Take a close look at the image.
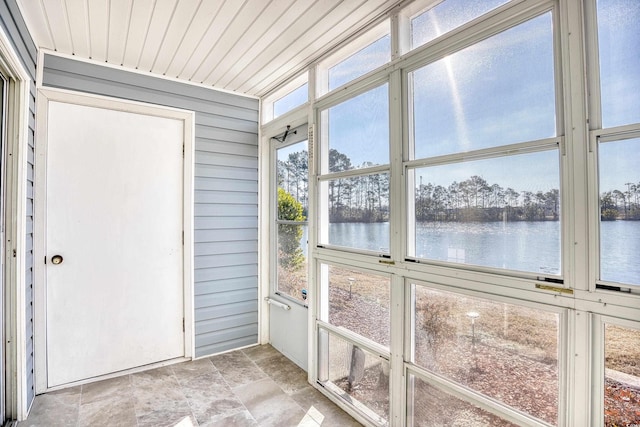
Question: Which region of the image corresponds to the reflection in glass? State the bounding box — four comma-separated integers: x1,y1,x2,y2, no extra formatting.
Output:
411,0,508,49
329,35,390,91
320,264,390,347
604,323,640,427
597,0,640,128
325,84,389,171
413,285,559,425
407,374,518,427
410,151,560,275
320,174,390,253
410,13,555,159
598,138,640,285
274,83,308,118
318,329,389,425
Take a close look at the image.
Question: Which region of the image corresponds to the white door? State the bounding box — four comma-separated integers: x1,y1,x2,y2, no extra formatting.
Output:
45,100,185,387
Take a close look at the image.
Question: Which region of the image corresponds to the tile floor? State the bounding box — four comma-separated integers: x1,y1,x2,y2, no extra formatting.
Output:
19,345,362,427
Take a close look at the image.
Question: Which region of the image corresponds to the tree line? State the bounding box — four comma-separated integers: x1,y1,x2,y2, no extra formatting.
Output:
278,148,638,222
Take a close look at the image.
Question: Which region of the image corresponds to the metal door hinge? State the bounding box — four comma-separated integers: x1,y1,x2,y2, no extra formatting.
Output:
182,318,185,332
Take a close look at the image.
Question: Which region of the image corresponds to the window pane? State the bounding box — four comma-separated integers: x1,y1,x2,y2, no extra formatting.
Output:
320,174,390,253
329,35,390,91
597,0,640,128
410,150,560,275
277,224,307,302
411,0,509,49
318,329,389,425
413,285,559,424
598,138,640,285
407,374,518,427
277,141,308,220
324,84,388,172
276,140,308,302
274,83,308,118
604,323,640,427
410,13,555,159
320,264,390,347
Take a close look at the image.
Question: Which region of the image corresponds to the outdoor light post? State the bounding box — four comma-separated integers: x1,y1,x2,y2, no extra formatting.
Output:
467,311,480,372
348,277,355,299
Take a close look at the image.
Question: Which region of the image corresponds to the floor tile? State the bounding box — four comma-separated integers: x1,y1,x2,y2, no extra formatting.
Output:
253,353,309,394
181,370,246,425
211,351,267,389
172,358,217,383
19,386,81,427
199,408,259,427
234,378,307,427
242,344,282,362
81,375,132,405
78,393,137,427
290,386,362,427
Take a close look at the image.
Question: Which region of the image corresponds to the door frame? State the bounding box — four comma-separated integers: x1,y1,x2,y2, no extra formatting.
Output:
34,88,195,393
0,24,32,421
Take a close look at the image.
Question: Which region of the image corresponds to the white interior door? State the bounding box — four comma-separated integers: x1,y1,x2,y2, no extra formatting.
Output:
45,100,185,387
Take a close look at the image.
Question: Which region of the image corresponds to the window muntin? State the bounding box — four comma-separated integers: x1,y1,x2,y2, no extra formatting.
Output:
317,328,389,425
410,0,510,50
604,323,640,427
329,35,390,92
319,264,390,348
274,83,308,119
412,284,560,425
408,150,561,275
410,13,556,159
319,174,390,253
407,373,518,426
598,136,640,285
596,0,640,128
276,140,308,303
324,84,389,172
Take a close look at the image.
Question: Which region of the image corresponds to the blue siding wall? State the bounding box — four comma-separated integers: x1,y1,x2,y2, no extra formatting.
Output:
42,54,259,357
0,0,37,408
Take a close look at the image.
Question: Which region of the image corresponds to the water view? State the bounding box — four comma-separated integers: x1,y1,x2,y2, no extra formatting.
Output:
305,221,639,283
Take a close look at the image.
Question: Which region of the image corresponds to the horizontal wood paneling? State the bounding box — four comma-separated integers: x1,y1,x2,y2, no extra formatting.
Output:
41,54,259,360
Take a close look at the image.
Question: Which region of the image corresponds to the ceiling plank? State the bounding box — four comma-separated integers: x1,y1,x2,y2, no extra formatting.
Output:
202,0,298,86
214,0,328,89
41,0,73,53
121,0,156,69
162,1,225,79
86,0,109,61
136,0,179,71
64,0,90,58
178,0,249,82
149,0,201,74
107,0,132,65
195,0,275,85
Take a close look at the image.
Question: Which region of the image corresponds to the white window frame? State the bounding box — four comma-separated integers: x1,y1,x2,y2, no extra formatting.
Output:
261,71,309,124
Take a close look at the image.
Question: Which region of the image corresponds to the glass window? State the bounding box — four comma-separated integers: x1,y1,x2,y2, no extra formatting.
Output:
604,323,640,427
598,137,640,285
276,140,308,302
329,35,390,91
319,174,390,253
317,329,389,425
412,285,560,425
596,0,640,128
325,84,389,172
411,0,509,49
410,13,555,159
274,83,308,119
319,264,390,347
407,373,518,426
409,150,561,275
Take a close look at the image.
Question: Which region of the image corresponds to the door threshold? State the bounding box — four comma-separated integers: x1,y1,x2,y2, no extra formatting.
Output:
41,356,191,393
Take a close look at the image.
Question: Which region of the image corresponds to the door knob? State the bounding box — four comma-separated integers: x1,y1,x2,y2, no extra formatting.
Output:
51,255,64,265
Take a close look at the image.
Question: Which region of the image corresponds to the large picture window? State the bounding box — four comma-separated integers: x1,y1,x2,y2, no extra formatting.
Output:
318,84,390,254
407,12,560,276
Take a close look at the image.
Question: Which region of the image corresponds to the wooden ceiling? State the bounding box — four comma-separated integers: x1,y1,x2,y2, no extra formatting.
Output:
18,0,404,97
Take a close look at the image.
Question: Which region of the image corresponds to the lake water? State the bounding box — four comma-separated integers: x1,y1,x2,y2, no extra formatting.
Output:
301,221,639,284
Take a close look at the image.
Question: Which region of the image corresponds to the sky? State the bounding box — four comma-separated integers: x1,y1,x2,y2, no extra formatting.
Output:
275,0,639,196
